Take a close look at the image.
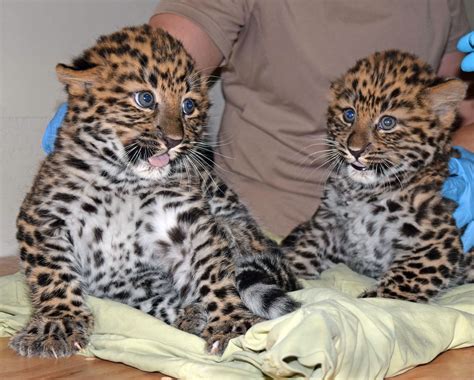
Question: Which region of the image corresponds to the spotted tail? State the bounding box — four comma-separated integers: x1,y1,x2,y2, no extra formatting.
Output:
235,249,301,320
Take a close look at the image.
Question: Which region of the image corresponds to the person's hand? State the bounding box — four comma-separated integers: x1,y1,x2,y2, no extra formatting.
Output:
42,103,67,154
457,31,474,72
442,147,474,252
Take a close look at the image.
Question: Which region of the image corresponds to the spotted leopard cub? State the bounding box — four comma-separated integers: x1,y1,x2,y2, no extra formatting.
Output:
11,25,299,358
282,50,473,302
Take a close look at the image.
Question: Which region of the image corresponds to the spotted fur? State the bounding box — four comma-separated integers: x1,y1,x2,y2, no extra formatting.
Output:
282,50,473,302
11,25,299,358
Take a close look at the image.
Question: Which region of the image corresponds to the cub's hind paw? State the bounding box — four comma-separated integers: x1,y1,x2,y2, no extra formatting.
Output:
9,315,91,358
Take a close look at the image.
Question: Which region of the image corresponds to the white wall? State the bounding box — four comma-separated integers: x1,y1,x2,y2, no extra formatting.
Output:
0,0,224,257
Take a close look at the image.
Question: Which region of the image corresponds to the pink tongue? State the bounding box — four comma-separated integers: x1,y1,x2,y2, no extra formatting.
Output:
352,161,366,168
148,153,170,168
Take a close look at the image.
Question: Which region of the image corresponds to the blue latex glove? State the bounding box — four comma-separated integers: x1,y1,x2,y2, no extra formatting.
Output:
442,147,474,252
42,102,67,154
457,31,474,72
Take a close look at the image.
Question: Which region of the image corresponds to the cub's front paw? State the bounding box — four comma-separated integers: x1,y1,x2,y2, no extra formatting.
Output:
359,286,427,302
201,314,264,355
9,315,92,358
174,303,208,336
358,288,378,298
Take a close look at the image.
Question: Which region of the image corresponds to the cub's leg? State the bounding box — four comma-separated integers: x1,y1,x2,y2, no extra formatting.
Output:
360,230,465,302
174,288,262,355
461,251,474,284
281,203,341,278
11,212,92,358
173,284,264,354
189,229,264,354
203,175,300,319
106,268,182,324
198,280,264,355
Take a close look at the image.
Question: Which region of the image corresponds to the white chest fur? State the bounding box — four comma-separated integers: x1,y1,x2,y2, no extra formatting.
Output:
328,190,408,277
66,186,195,294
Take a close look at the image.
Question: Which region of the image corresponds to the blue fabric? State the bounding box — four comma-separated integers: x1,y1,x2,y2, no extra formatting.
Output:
442,147,474,252
457,31,474,72
42,102,67,154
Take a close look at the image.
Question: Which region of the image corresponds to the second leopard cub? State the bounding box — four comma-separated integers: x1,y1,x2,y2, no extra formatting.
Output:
283,50,472,302
10,25,299,358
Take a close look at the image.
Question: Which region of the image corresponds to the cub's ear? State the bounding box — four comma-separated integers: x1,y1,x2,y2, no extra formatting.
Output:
426,78,467,119
56,64,102,95
327,78,345,102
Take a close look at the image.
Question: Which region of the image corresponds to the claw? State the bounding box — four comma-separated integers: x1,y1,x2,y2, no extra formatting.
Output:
51,347,58,359
210,341,220,355
74,342,83,351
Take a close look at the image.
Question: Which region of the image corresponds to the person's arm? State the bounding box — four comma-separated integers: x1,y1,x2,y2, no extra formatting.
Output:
149,13,223,76
438,51,474,151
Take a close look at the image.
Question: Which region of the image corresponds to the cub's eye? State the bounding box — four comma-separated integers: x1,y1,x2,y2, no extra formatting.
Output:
182,98,196,115
134,91,155,109
342,108,356,123
378,116,397,131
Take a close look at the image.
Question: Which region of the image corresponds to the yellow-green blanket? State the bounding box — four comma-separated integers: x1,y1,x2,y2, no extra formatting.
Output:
1,265,473,379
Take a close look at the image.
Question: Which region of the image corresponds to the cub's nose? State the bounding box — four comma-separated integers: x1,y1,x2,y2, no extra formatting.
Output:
348,146,365,160
165,136,182,149
348,143,372,160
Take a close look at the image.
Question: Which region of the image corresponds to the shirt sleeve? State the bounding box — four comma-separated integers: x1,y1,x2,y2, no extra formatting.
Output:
445,0,470,53
152,0,251,64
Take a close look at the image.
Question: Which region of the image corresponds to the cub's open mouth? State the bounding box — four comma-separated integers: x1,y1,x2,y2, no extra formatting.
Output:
351,161,368,171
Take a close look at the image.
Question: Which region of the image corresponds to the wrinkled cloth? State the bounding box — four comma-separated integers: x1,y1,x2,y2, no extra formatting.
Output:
442,146,474,252
1,265,473,379
458,31,474,72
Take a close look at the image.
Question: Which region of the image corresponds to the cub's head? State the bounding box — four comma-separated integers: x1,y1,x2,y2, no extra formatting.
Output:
327,50,466,186
56,24,209,180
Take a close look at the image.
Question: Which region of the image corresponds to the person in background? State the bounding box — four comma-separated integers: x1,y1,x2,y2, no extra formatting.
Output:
148,1,472,238
44,1,473,248
443,30,474,252
458,30,474,71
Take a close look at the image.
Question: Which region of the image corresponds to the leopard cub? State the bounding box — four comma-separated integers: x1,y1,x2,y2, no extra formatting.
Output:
283,50,473,302
11,25,299,358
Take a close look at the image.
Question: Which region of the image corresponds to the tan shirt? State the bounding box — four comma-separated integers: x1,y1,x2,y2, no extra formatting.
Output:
154,0,469,237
